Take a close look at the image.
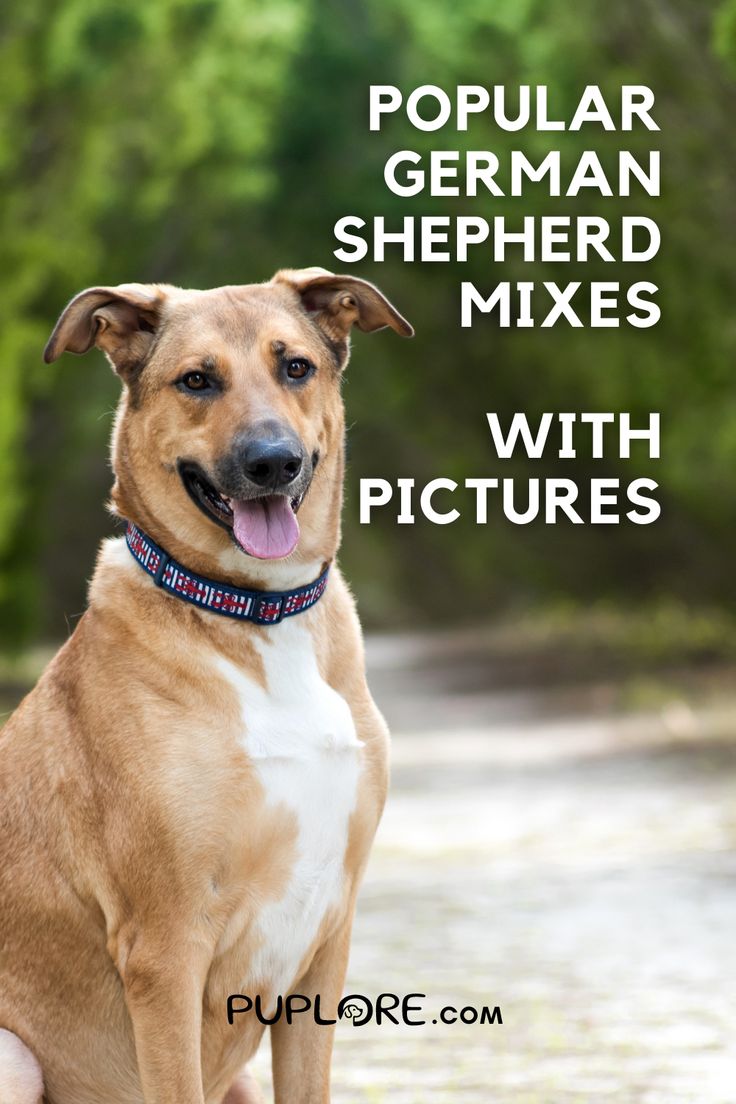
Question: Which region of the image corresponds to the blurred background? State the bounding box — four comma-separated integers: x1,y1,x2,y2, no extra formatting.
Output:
2,0,736,1100
1,0,736,644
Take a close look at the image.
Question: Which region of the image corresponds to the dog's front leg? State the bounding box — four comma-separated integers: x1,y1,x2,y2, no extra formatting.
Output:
270,918,353,1104
116,926,210,1104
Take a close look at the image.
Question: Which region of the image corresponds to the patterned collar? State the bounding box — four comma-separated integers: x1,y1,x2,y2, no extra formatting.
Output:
125,522,329,625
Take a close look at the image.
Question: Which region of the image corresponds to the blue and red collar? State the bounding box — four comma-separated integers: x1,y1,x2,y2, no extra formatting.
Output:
125,522,329,625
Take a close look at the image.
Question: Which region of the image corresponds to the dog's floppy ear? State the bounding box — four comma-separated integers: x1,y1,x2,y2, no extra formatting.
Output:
273,267,413,360
44,283,167,378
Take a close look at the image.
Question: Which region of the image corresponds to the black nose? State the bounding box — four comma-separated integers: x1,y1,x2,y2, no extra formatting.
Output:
243,439,303,488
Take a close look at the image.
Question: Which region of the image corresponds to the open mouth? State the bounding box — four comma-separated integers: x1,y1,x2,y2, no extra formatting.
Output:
178,462,305,560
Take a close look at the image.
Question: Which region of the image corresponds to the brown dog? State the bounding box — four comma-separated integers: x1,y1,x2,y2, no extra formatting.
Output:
0,268,412,1104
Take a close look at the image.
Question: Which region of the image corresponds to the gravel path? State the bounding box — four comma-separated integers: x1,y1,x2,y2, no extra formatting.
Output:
253,635,736,1103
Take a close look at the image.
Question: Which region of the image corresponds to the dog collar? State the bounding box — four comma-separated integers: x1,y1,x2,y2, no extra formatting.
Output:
125,522,329,625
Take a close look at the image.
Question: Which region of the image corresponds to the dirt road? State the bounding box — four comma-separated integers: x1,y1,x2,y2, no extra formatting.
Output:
253,632,736,1103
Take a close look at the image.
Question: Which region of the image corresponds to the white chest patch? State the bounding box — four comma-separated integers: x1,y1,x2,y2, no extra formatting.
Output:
214,619,362,1000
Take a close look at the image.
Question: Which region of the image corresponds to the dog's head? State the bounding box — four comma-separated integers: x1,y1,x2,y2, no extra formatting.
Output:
45,268,412,577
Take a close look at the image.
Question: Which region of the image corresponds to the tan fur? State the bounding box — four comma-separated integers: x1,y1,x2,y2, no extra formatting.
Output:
0,271,410,1104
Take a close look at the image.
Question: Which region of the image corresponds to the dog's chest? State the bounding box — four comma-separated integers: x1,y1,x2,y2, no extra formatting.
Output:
215,619,362,998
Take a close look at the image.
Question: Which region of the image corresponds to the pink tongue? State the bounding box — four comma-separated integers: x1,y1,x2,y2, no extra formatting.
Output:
232,496,300,559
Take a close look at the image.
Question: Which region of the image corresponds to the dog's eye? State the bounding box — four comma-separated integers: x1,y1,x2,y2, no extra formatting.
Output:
286,358,313,381
181,371,210,391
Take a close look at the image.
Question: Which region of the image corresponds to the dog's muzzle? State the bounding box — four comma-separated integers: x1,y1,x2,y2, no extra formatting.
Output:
178,422,315,561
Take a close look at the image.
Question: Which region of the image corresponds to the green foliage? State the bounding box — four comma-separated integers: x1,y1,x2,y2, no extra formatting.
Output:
0,0,306,641
1,0,735,643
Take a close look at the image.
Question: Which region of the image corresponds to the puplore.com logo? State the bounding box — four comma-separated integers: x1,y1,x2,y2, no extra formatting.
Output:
227,992,502,1028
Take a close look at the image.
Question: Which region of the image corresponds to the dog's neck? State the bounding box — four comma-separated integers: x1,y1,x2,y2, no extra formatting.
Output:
109,484,338,597
114,510,332,595
123,522,330,625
